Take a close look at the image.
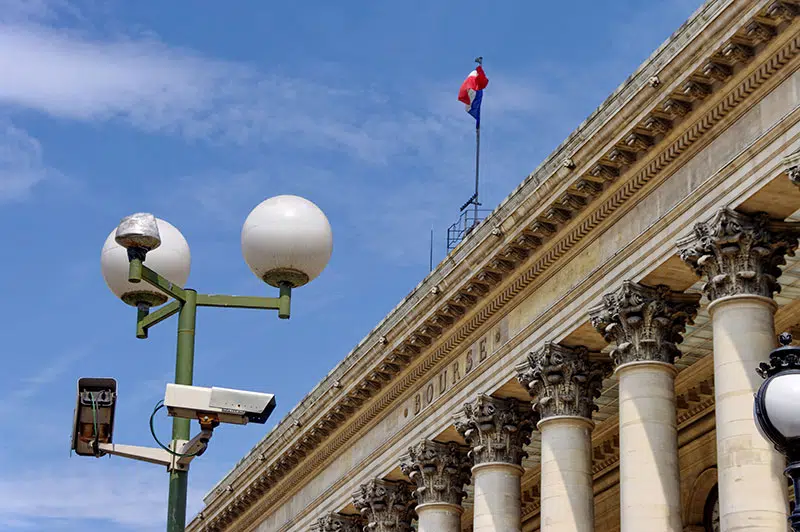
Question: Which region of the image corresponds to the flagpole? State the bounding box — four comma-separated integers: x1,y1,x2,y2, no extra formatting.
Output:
429,228,434,272
474,123,480,227
473,56,483,229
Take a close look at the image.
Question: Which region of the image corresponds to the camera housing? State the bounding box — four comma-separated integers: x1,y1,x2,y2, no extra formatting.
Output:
71,378,118,456
164,384,276,425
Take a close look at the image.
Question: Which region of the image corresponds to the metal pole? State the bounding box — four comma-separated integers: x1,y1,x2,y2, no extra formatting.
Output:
473,125,480,227
167,289,197,532
786,458,800,532
429,228,434,272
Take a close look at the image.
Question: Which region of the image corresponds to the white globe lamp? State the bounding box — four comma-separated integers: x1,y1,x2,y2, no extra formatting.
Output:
754,333,800,531
101,217,191,307
241,195,332,287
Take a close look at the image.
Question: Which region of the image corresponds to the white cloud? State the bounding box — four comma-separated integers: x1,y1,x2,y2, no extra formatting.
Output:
0,461,209,530
3,344,91,405
0,122,51,202
0,21,455,164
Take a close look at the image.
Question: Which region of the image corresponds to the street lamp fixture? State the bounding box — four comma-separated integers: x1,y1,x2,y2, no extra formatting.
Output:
73,195,332,532
754,332,800,532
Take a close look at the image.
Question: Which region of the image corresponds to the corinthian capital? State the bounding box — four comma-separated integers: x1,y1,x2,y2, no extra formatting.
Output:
516,343,609,420
589,281,700,367
677,209,800,301
352,479,414,532
311,513,364,532
400,440,471,507
454,394,535,466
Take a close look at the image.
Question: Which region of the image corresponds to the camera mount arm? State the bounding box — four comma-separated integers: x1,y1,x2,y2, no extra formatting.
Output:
94,427,214,472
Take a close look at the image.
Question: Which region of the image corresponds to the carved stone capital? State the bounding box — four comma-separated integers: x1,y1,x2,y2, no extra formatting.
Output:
677,209,800,301
454,394,535,467
352,479,415,532
400,440,471,507
311,513,365,532
589,281,700,367
515,343,610,420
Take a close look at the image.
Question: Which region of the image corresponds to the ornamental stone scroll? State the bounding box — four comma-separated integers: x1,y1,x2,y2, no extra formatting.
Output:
677,208,800,302
310,513,365,532
515,342,610,420
352,478,415,532
785,149,800,187
588,281,701,367
454,394,536,467
399,439,471,507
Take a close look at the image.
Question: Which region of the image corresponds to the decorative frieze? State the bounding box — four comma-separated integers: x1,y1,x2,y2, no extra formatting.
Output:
589,281,700,367
399,440,471,507
702,61,733,82
677,209,800,302
745,21,776,45
662,98,692,118
721,42,753,64
455,394,535,466
352,479,415,532
311,513,364,532
515,343,609,420
766,1,798,23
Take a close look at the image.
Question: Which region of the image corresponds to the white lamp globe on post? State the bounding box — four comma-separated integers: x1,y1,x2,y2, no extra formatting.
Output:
100,217,191,307
241,195,333,288
754,332,800,531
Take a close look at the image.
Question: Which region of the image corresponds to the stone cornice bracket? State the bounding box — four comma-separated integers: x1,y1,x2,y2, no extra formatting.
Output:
784,149,800,187
677,208,800,302
399,439,471,507
352,479,415,532
311,512,365,532
454,394,536,467
588,281,701,367
515,342,610,420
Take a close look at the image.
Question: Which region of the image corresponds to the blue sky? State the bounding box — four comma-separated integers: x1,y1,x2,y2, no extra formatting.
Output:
0,0,703,529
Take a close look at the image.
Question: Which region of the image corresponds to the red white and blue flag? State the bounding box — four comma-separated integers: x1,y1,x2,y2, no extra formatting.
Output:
458,65,489,128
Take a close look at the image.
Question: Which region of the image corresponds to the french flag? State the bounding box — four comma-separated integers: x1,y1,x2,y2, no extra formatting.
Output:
458,65,489,128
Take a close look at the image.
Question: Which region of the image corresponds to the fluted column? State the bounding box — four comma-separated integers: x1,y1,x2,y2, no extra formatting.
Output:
311,513,364,532
400,440,471,532
590,281,700,532
516,343,609,532
352,479,415,532
679,208,800,531
456,394,535,532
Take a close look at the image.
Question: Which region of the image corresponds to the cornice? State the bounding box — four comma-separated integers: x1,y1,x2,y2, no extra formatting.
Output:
192,3,800,530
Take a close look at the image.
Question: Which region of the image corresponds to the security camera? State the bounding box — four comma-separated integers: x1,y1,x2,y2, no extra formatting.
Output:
164,384,276,425
71,378,118,457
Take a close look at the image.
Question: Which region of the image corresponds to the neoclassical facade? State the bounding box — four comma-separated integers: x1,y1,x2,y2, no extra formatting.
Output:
188,1,800,531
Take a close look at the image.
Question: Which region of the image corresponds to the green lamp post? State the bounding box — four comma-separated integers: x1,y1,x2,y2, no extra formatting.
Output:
98,195,333,532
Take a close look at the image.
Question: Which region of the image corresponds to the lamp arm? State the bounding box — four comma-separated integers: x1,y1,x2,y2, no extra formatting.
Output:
137,300,181,339
129,260,294,339
128,259,187,301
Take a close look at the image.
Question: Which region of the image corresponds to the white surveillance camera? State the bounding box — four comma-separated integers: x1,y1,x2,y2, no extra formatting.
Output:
164,384,276,425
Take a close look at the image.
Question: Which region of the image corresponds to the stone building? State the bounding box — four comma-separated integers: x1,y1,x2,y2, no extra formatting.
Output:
187,1,800,530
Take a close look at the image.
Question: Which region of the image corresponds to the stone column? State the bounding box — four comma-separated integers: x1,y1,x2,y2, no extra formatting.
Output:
400,440,471,532
311,513,364,532
352,479,415,532
679,208,800,531
456,394,536,532
516,343,609,532
590,281,700,532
